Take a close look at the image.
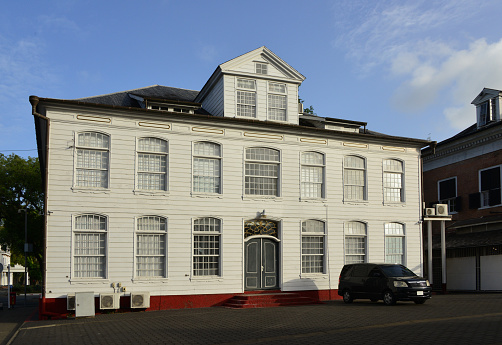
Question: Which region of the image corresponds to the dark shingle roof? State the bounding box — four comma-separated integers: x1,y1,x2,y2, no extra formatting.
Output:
74,85,200,108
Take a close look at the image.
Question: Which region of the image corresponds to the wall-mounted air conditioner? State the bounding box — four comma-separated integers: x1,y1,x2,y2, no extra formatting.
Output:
100,293,120,310
425,208,435,216
130,292,150,309
435,204,448,216
67,294,75,310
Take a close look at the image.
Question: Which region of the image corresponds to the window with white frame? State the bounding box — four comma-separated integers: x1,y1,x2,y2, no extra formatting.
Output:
193,217,221,276
136,216,167,278
193,142,221,193
137,137,168,190
256,62,268,75
344,156,366,201
76,132,109,188
480,166,501,207
268,82,287,121
383,159,404,202
74,214,107,278
479,99,497,126
301,220,325,274
301,152,324,198
245,147,280,196
344,221,366,264
438,177,457,213
237,78,256,118
385,223,405,264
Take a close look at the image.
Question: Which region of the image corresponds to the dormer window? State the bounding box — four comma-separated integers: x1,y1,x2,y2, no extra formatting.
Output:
479,99,497,126
256,63,268,75
148,103,195,114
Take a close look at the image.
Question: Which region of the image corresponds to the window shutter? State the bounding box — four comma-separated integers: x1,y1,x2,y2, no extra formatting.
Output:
454,196,462,212
469,192,481,209
489,188,501,206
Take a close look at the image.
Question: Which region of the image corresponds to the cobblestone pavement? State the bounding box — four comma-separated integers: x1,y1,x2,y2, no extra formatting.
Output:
8,294,502,345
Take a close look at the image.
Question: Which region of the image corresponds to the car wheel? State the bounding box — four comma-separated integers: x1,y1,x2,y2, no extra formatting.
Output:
343,290,353,304
413,298,427,304
383,291,396,306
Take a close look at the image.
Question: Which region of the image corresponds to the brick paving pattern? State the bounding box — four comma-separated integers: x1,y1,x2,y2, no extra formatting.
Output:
6,294,502,345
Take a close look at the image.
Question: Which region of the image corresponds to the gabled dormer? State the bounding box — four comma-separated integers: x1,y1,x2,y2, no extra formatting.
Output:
471,88,502,128
195,46,306,125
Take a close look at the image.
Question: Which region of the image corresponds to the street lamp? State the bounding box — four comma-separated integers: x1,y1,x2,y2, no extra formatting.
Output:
18,208,27,306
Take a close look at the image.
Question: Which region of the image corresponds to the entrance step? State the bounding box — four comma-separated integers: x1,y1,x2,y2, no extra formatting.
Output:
222,292,321,309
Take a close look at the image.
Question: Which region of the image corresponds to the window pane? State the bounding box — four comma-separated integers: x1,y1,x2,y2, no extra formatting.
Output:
138,138,168,153
302,235,324,273
194,142,221,157
345,222,366,235
269,83,286,93
246,148,279,162
75,215,107,230
385,237,403,264
194,217,221,232
302,220,325,233
301,152,324,165
193,219,220,276
237,79,255,89
78,132,109,149
137,216,167,231
385,223,404,235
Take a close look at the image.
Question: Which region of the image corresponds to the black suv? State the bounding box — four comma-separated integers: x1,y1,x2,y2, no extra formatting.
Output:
338,263,432,305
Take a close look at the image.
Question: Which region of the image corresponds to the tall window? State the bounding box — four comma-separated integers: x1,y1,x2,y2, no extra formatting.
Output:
344,156,366,201
383,159,404,202
193,142,221,193
268,82,287,121
301,220,325,274
385,223,405,264
344,221,366,264
74,214,107,278
438,177,457,213
237,78,256,118
245,148,280,196
479,99,497,126
301,152,324,198
137,137,168,190
480,166,501,207
193,217,221,276
76,132,109,188
136,216,167,278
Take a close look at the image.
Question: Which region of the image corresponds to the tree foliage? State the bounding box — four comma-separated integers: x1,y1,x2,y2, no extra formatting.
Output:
0,153,44,284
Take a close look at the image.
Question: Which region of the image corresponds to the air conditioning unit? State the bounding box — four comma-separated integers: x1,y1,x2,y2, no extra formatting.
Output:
425,208,435,216
435,204,449,216
67,294,75,310
100,293,120,310
130,292,150,309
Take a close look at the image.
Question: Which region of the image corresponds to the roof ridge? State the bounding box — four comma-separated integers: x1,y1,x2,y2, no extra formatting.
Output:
74,85,199,100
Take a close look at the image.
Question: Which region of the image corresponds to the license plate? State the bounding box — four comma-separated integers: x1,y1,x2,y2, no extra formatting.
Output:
416,291,424,296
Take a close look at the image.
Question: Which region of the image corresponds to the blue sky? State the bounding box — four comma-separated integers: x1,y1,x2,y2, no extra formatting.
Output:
1,0,502,158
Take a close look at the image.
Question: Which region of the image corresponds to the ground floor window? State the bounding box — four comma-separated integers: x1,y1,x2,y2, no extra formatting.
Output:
193,217,221,276
301,220,325,273
74,214,107,278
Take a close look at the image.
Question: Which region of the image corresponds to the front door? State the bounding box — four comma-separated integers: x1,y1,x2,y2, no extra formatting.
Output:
245,238,279,290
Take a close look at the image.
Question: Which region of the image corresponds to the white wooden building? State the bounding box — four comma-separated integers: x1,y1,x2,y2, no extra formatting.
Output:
32,47,431,316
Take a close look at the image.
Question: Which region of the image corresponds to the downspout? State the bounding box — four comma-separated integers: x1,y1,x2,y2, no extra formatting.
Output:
29,96,50,318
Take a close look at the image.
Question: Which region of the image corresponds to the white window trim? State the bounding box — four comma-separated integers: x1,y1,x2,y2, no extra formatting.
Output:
133,216,168,281
479,164,502,208
243,147,281,198
343,155,367,203
192,141,222,195
255,62,268,75
72,131,111,191
384,222,406,266
134,137,169,195
267,82,287,122
70,213,108,281
383,158,406,204
191,217,223,280
437,176,457,214
300,219,327,276
344,221,367,265
300,151,325,200
236,78,257,118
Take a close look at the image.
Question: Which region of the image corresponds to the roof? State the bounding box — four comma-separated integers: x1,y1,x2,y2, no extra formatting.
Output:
431,230,502,250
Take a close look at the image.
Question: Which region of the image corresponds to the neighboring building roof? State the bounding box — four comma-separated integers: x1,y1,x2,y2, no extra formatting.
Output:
431,229,502,250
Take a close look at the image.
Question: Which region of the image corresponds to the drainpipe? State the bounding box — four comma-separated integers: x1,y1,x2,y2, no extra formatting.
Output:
29,96,50,318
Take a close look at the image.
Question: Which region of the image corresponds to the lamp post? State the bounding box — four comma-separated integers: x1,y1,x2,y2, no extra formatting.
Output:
18,209,27,306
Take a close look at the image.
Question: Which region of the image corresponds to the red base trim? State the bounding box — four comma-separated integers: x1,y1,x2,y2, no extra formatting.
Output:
39,289,341,320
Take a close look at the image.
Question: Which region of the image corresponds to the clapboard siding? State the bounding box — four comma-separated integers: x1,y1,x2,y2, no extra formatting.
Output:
201,77,224,116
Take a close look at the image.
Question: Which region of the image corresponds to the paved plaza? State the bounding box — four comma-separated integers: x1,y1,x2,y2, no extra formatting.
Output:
3,293,502,344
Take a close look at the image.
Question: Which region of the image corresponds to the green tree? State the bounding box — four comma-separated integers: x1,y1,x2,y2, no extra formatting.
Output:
0,154,44,284
298,98,317,115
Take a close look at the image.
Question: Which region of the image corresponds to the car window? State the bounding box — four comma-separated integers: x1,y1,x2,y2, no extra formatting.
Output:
352,264,372,277
340,265,353,278
369,268,382,278
380,265,417,277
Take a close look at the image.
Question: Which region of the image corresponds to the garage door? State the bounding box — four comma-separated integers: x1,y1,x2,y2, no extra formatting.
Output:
480,255,502,290
447,257,476,290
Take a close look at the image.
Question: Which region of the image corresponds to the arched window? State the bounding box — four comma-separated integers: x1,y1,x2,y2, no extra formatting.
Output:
245,148,280,196
193,217,221,276
344,155,366,201
383,159,404,202
74,214,107,278
301,220,325,273
75,132,109,188
344,221,367,264
193,142,221,193
301,152,325,198
136,216,167,277
385,223,405,264
137,137,168,190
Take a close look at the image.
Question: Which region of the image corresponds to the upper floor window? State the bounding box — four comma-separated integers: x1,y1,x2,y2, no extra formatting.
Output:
76,132,109,188
301,220,325,274
245,148,280,196
383,159,404,202
480,166,501,207
438,177,457,213
136,216,167,278
479,99,497,126
256,63,268,75
237,78,256,118
344,156,366,201
385,223,405,265
74,214,107,278
193,217,221,277
193,142,221,193
268,82,287,121
344,221,367,264
137,137,168,191
301,152,324,198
